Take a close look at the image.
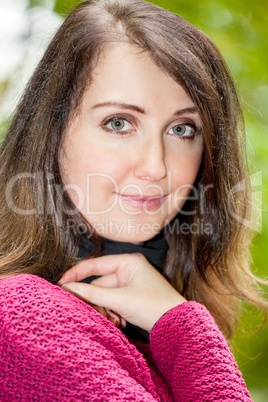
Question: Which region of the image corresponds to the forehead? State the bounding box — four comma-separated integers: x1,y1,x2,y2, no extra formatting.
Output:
83,44,195,114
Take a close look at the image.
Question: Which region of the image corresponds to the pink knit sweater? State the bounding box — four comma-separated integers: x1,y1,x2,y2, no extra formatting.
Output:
0,274,252,401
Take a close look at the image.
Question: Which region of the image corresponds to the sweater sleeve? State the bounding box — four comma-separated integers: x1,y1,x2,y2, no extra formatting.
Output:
150,301,253,401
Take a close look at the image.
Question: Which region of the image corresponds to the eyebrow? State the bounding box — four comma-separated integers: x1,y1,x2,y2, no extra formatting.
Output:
92,101,146,114
91,101,199,117
173,107,199,118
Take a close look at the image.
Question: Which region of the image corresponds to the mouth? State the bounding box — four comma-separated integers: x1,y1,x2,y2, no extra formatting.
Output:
115,193,168,210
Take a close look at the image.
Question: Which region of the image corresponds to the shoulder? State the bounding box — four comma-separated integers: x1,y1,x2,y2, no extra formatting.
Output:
0,273,83,305
0,273,57,294
0,274,58,312
0,274,72,313
0,273,130,364
0,273,117,339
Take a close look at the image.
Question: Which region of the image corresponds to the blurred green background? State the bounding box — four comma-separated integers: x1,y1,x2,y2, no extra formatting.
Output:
0,0,267,400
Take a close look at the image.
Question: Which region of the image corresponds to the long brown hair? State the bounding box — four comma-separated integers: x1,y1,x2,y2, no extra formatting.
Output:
0,0,266,339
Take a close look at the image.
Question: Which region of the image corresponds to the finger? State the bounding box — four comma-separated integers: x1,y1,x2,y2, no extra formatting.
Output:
92,305,108,318
58,254,138,285
61,282,124,312
91,274,118,288
106,310,121,327
120,317,127,329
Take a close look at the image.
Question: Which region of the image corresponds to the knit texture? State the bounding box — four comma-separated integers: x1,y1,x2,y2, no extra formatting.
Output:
0,274,252,401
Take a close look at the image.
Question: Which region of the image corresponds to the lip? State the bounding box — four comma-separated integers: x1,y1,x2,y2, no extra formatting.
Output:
115,193,168,210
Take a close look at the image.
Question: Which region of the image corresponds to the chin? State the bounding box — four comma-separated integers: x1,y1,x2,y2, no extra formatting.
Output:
100,230,162,243
86,215,167,243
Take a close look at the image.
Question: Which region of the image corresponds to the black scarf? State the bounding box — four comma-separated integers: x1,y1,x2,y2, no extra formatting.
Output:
78,230,168,343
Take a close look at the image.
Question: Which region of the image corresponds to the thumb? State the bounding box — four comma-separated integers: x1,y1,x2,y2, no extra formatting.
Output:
61,282,124,313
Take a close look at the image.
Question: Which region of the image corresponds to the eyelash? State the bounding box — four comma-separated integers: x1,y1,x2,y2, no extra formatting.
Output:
101,116,201,141
101,116,134,136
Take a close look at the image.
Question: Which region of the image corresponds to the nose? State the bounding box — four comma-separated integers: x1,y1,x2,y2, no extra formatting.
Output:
134,138,167,182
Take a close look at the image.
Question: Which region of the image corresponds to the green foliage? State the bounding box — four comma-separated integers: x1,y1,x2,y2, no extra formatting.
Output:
54,0,81,16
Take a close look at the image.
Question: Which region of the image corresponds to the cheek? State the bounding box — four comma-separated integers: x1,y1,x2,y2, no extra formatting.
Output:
88,148,131,188
63,140,121,184
170,149,202,190
64,146,133,206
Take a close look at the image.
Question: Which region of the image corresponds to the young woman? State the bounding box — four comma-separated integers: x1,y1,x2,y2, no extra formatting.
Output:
0,0,266,400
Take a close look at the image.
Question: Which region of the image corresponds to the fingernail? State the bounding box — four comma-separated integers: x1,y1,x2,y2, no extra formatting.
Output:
61,284,73,291
120,318,127,329
57,278,66,286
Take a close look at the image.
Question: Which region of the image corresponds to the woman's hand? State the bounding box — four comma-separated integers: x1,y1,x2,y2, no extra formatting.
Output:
58,253,186,332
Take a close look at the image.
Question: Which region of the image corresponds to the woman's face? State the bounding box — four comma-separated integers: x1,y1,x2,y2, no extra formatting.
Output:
60,45,203,242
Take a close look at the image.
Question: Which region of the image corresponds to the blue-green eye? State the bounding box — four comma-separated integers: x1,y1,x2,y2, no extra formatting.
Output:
169,124,195,137
106,118,132,131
